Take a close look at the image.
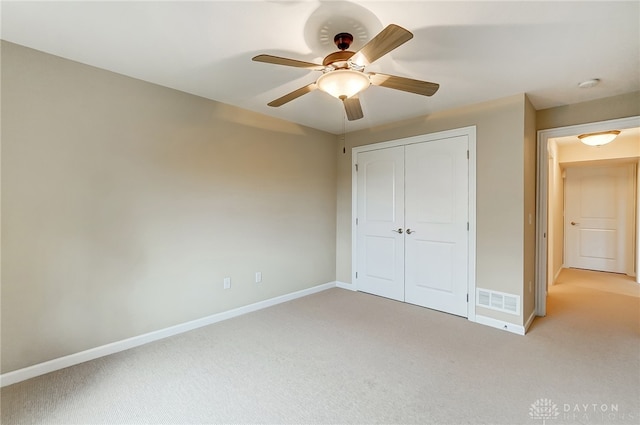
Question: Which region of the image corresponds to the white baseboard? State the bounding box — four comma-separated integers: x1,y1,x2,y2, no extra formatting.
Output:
0,281,337,388
335,281,356,291
474,314,526,335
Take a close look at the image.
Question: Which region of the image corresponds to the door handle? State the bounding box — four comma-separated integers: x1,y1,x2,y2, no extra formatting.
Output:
392,228,403,234
406,229,415,234
571,221,580,226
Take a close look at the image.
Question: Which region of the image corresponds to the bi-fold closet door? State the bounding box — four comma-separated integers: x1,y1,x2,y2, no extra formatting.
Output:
355,136,469,317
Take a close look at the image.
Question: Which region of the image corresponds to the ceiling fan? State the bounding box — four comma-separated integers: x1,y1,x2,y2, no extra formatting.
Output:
252,24,439,121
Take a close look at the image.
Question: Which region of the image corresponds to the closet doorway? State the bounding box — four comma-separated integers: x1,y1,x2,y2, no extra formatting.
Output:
352,127,476,318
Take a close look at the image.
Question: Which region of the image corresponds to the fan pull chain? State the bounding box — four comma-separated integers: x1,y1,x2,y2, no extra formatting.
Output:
342,112,346,154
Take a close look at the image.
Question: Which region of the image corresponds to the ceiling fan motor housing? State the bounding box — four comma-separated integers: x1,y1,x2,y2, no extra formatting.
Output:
322,50,355,67
334,32,354,50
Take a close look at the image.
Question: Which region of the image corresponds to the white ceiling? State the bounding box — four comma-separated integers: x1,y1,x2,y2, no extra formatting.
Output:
2,1,639,134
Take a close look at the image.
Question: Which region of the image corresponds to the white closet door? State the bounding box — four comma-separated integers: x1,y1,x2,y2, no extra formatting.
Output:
404,136,469,317
355,146,405,301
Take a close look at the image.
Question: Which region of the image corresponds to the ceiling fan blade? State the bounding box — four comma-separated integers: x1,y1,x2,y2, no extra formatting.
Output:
343,95,364,121
350,24,413,67
253,54,325,71
369,72,440,96
267,83,317,107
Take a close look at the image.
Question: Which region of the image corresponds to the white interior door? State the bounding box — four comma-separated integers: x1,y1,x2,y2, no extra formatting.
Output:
355,136,470,317
404,137,469,316
565,165,632,273
355,146,405,301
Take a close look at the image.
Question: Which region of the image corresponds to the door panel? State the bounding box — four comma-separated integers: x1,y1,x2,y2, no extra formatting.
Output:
412,240,455,293
364,236,397,281
356,147,405,301
411,152,455,223
404,137,469,316
364,161,397,222
580,229,616,259
565,165,631,273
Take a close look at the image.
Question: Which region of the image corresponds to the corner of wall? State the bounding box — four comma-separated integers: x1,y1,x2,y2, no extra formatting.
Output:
523,94,538,321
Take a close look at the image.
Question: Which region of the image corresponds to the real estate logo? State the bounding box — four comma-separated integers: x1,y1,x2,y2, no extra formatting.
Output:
530,398,560,425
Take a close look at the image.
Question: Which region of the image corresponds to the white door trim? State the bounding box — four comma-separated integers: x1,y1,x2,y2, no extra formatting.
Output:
351,126,477,322
535,116,640,316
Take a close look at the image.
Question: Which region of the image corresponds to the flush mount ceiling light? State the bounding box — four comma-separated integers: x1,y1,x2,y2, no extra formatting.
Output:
577,130,620,146
578,78,600,89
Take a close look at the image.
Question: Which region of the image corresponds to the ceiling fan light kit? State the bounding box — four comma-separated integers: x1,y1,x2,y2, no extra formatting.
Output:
253,24,439,121
316,69,370,100
577,130,620,146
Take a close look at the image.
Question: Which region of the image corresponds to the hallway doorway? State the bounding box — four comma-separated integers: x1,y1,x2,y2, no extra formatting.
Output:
536,116,640,316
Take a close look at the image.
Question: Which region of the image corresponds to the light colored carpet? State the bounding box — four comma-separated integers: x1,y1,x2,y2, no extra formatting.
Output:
554,267,640,298
2,270,639,424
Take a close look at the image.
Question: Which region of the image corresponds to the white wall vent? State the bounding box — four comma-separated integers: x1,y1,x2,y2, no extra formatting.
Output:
476,288,520,316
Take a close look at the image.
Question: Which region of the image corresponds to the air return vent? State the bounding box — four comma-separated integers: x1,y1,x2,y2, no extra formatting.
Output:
476,288,520,315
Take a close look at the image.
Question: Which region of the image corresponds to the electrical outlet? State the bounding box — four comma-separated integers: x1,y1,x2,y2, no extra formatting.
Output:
255,272,262,283
223,277,231,289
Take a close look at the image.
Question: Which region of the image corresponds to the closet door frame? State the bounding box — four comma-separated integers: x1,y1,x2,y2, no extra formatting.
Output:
351,126,477,322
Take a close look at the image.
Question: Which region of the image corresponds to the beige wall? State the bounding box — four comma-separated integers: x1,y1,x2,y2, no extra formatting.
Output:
537,91,640,131
336,94,532,326
1,42,337,373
